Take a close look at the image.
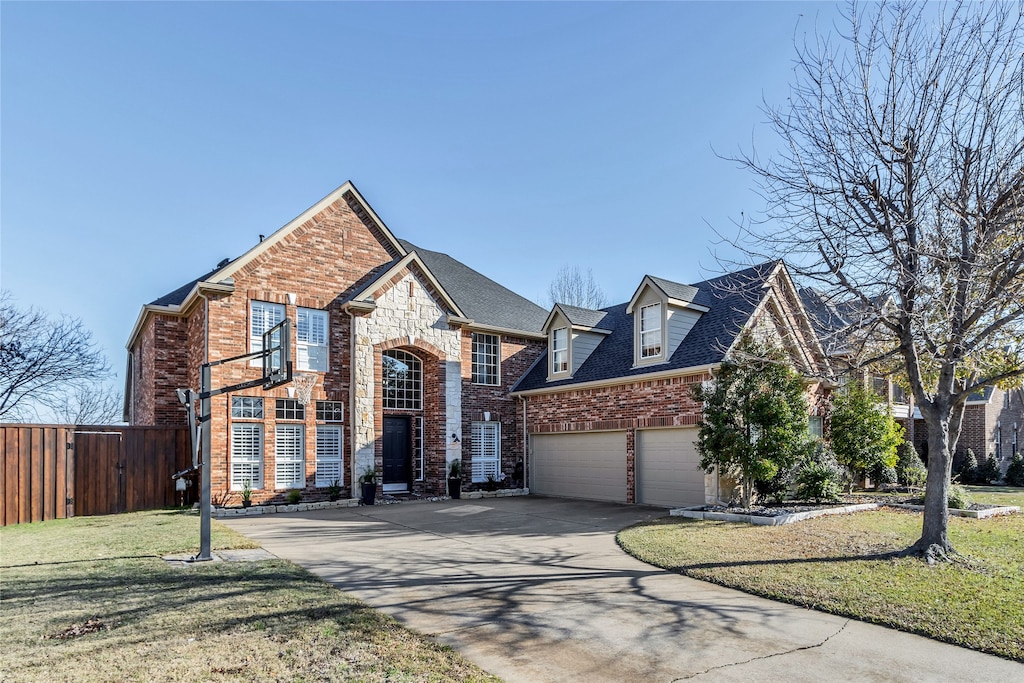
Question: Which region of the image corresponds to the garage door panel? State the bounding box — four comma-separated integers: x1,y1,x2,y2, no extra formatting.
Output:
531,432,627,503
637,428,705,507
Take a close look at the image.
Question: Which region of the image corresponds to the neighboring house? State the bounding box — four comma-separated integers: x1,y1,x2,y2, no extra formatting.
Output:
510,262,831,508
799,288,1024,475
125,182,546,503
799,288,916,440
945,386,1024,475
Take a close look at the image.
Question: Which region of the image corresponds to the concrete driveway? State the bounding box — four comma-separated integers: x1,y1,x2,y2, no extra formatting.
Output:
222,496,1022,682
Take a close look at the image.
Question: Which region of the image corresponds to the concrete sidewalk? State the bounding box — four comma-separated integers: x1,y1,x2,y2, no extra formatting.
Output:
222,496,1023,682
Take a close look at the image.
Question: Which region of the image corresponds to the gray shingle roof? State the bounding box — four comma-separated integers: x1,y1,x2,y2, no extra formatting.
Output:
648,276,699,303
798,288,851,352
555,304,611,330
150,241,547,338
513,262,779,392
149,263,229,306
399,241,547,335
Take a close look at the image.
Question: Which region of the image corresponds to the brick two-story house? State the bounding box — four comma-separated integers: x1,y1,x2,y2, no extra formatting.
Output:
125,182,546,504
127,182,834,507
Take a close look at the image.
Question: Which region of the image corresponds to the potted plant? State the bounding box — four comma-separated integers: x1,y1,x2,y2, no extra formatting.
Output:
241,480,253,508
359,466,378,506
327,479,343,502
447,459,462,499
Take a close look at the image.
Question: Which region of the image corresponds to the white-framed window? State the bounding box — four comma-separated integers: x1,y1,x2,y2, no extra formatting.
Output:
382,350,422,410
231,396,264,419
297,307,328,372
808,416,824,438
551,328,568,374
472,333,500,385
231,423,263,490
276,399,305,420
316,400,345,422
315,426,343,488
414,416,424,481
275,424,305,489
250,301,285,366
640,303,662,358
1013,424,1018,456
471,421,500,482
995,425,1002,460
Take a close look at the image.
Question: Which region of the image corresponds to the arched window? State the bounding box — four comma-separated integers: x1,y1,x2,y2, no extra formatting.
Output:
382,350,422,410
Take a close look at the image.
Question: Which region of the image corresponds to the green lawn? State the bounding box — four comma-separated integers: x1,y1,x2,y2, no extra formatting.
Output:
617,487,1024,662
0,510,498,682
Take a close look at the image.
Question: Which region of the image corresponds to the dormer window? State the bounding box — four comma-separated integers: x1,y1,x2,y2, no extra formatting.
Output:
640,303,662,358
552,327,569,373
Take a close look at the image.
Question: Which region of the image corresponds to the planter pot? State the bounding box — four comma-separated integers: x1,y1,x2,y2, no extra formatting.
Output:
241,500,252,509
448,477,462,499
360,482,376,506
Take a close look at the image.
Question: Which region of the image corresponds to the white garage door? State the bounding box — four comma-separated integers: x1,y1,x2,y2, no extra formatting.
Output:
530,432,627,503
636,428,705,507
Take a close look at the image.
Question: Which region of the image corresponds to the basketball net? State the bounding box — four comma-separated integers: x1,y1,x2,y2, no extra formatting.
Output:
290,373,318,406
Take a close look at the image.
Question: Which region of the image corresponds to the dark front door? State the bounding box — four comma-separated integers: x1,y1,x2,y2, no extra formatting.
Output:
383,416,411,492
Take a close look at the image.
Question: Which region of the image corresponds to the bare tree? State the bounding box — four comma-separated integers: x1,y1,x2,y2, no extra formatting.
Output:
46,382,123,425
548,265,608,309
0,292,111,421
731,1,1024,560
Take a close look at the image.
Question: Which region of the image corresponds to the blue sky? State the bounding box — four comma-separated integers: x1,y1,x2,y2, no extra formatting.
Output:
1,1,840,393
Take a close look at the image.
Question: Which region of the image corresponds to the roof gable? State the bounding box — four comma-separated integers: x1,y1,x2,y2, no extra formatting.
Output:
626,275,708,314
542,304,612,334
340,252,465,318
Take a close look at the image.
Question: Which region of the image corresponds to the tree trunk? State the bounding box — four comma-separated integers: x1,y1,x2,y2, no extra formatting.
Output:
914,409,958,561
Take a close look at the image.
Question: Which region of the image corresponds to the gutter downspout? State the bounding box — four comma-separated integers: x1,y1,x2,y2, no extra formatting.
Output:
521,396,528,492
347,308,358,497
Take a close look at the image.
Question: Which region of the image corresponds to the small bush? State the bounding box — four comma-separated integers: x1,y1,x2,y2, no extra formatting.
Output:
976,454,1001,485
1006,453,1024,487
895,441,927,487
796,462,842,502
286,490,302,504
957,449,979,484
755,463,797,504
872,464,898,489
947,484,971,509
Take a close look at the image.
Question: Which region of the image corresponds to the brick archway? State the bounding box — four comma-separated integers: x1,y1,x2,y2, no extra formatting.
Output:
373,339,448,495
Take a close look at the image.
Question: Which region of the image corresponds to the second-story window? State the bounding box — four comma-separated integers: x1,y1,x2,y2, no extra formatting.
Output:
551,328,568,374
250,301,285,366
640,303,662,358
472,333,500,385
297,307,328,372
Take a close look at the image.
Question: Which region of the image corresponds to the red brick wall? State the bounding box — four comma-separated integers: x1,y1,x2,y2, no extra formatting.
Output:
523,372,710,503
122,194,398,503
460,331,544,487
130,313,189,426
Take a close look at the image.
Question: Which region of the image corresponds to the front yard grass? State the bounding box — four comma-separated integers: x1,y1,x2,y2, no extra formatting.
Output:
0,510,498,682
617,488,1024,662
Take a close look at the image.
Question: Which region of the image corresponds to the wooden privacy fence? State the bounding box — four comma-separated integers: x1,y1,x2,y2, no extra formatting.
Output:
1,424,192,526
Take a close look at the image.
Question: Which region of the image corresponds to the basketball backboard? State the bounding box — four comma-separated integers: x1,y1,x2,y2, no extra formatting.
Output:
262,318,292,389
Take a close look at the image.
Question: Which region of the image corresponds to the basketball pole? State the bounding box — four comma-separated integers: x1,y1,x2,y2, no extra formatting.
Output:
197,362,213,561
174,318,291,563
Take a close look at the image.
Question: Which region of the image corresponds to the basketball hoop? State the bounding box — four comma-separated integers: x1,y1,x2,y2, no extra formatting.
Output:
290,373,318,406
